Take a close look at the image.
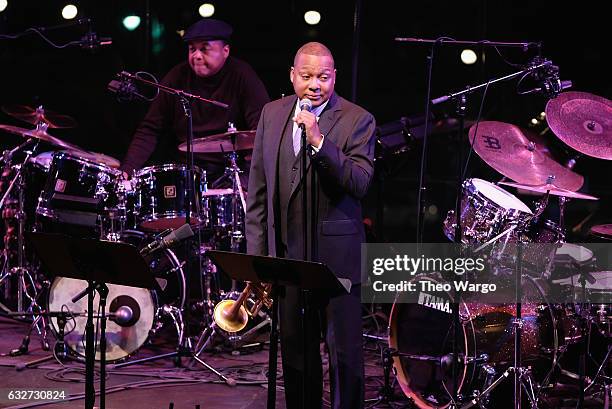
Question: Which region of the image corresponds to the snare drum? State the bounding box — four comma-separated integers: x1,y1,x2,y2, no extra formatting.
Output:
133,164,205,231
36,151,121,226
444,178,533,244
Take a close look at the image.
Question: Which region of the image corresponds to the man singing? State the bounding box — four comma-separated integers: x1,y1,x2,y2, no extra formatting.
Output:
246,42,376,409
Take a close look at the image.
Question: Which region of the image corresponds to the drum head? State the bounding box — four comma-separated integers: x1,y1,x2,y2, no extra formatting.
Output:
471,179,532,214
48,277,154,362
555,243,594,263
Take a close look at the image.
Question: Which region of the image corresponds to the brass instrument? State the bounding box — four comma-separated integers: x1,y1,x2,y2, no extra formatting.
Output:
213,282,273,333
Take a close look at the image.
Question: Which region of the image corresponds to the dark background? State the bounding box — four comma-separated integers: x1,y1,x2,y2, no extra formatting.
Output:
1,0,609,242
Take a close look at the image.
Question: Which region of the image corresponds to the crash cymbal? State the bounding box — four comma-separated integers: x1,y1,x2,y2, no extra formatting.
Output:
2,105,77,129
499,181,598,200
545,91,612,160
469,121,584,191
589,224,612,240
178,130,255,153
0,124,84,151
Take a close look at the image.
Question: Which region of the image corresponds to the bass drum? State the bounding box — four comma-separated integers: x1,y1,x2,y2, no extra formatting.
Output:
389,276,560,409
47,230,185,361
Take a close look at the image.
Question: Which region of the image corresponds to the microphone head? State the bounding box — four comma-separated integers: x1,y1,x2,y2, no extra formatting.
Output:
299,98,312,112
174,223,195,241
162,223,195,247
113,306,133,326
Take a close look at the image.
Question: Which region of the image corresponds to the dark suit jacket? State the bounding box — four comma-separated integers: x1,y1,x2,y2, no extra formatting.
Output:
246,92,376,284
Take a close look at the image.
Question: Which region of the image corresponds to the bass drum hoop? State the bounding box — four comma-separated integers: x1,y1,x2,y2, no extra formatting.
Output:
388,281,471,409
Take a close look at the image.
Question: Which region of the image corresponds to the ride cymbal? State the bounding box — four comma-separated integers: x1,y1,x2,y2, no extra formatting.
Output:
545,91,612,160
469,121,584,191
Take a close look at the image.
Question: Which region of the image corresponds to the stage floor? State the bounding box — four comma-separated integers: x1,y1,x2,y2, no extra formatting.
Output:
0,315,398,409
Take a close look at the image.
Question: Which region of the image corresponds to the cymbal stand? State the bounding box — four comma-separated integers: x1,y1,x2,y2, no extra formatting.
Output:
194,142,248,352
0,142,51,351
227,148,247,254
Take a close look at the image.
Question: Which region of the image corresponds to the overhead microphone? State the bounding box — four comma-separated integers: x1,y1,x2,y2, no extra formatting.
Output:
522,57,571,98
80,30,112,51
107,74,140,102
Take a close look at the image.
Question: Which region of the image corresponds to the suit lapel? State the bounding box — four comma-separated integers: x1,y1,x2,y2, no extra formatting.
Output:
288,93,342,201
266,97,296,198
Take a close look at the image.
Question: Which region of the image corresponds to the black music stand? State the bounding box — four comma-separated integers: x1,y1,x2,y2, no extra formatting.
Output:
205,250,351,409
26,232,156,409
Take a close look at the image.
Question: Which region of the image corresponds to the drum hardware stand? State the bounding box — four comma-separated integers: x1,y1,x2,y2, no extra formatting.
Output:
0,142,51,348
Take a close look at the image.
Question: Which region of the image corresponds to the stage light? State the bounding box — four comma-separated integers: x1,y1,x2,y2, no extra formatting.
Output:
460,49,477,65
199,3,215,18
123,15,141,31
0,0,8,13
61,4,78,20
304,10,321,25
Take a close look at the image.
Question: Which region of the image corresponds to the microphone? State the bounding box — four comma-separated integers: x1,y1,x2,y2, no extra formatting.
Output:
140,224,195,256
80,30,112,51
522,58,571,98
108,77,140,102
298,98,313,131
109,306,135,326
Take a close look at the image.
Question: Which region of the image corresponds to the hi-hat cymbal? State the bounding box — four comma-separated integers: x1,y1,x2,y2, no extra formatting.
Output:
2,105,78,129
0,124,83,151
499,181,598,200
178,130,255,153
545,91,612,160
469,121,584,191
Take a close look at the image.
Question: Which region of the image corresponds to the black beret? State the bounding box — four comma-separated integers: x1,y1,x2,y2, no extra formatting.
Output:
183,19,233,43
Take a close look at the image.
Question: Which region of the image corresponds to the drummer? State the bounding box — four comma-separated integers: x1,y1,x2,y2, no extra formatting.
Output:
119,18,270,183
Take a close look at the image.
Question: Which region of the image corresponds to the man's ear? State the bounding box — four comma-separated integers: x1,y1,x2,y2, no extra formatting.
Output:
289,67,295,84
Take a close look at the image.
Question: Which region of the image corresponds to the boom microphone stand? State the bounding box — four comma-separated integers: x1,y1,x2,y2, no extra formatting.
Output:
109,71,235,384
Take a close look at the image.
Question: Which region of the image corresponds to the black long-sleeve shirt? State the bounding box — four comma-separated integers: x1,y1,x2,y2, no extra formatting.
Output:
121,56,269,174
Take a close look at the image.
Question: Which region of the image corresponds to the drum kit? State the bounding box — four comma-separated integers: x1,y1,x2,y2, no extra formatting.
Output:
390,91,612,408
0,106,267,363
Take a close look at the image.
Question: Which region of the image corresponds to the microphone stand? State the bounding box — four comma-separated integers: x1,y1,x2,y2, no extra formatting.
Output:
395,37,542,51
110,72,235,386
300,122,311,409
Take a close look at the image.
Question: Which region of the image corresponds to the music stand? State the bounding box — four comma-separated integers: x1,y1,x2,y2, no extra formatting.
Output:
205,250,351,409
26,232,156,409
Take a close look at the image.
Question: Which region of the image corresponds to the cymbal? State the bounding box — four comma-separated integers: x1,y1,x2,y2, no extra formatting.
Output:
71,150,121,168
469,121,584,191
178,130,255,153
499,181,598,200
589,223,612,239
2,104,77,129
32,150,120,169
545,91,612,160
0,124,83,151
